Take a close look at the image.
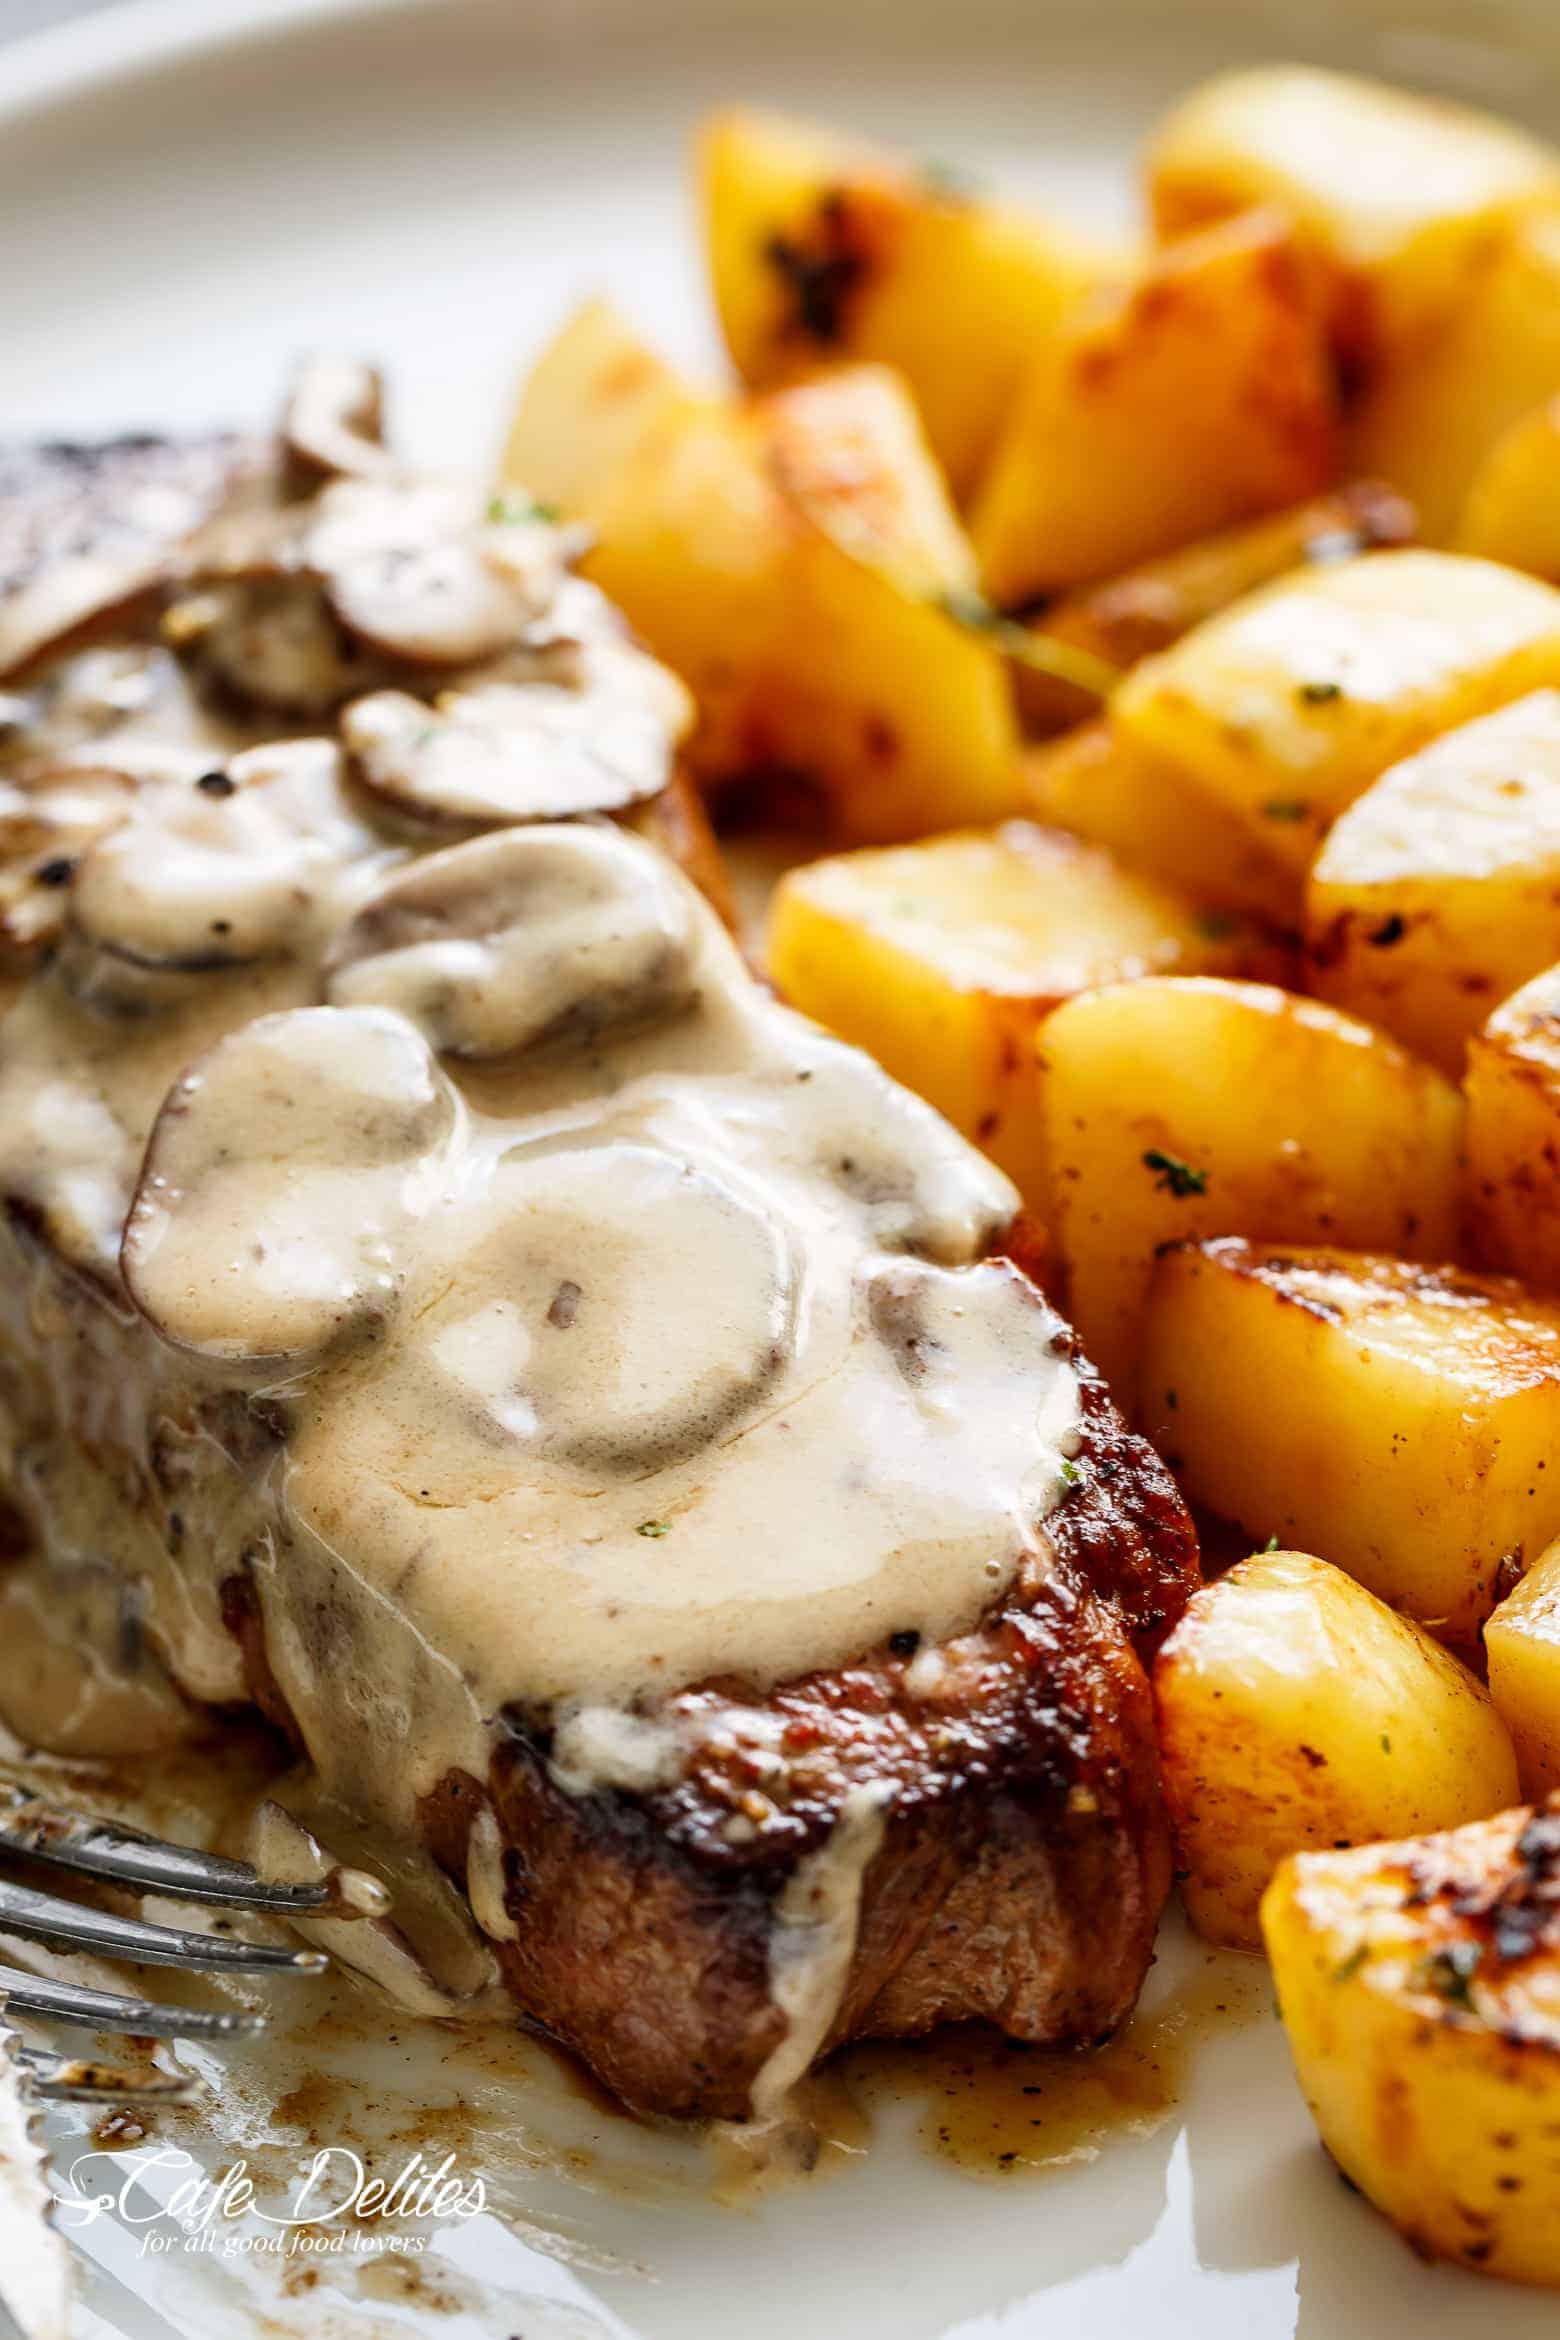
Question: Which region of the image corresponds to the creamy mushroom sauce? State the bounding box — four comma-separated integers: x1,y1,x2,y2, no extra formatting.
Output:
0,400,1083,2078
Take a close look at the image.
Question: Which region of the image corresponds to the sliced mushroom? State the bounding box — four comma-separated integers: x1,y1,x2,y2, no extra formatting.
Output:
325,823,697,1060
123,1004,461,1365
413,1138,798,1474
342,636,687,827
164,576,390,719
282,356,392,487
0,768,136,960
70,739,378,977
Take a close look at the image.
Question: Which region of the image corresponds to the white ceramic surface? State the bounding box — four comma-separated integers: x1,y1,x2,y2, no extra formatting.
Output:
3,3,1560,2335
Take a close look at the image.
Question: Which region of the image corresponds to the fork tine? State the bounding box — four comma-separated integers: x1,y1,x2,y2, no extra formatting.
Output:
0,1880,326,1974
13,2046,196,2106
0,1966,265,2041
0,1792,333,1914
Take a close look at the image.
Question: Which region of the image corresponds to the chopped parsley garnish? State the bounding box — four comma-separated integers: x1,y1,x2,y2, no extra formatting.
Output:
487,491,559,526
934,585,1002,632
1380,1734,1392,1754
1423,1941,1482,2005
1262,798,1311,824
1058,1457,1081,1488
1262,1534,1281,1553
1333,1945,1368,1983
1142,1147,1208,1198
635,1518,673,1539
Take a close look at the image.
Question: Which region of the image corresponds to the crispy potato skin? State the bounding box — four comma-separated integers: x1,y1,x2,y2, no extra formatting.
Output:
1141,1239,1560,1644
768,823,1279,1204
1486,1537,1560,1798
971,210,1338,608
1304,690,1560,1074
1146,64,1560,374
1465,965,1560,1290
1113,551,1560,879
505,313,1021,841
1155,1549,1519,1947
1036,979,1462,1398
1262,1800,1560,2286
699,107,1117,498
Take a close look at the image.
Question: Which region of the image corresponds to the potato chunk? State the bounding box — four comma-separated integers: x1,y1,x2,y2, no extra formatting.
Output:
1262,1801,1560,2285
1156,1549,1519,1947
1305,691,1560,1073
1460,394,1560,577
1348,206,1560,543
971,211,1337,607
699,107,1116,498
768,823,1272,1200
1113,551,1560,875
1140,1239,1560,1643
1037,979,1462,1395
1486,1538,1560,1796
1464,965,1560,1289
504,315,1021,839
1023,723,1301,923
1146,65,1560,369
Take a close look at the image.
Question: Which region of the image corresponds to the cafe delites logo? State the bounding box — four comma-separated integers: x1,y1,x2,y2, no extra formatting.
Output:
55,2142,488,2261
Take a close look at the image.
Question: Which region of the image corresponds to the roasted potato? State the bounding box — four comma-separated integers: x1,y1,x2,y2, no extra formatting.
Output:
1263,1800,1560,2285
1486,1538,1560,1798
1113,550,1560,876
1156,1548,1519,1947
699,107,1118,498
971,210,1338,607
768,822,1274,1200
1140,1239,1560,1643
505,314,1022,839
1460,394,1560,578
1037,979,1462,1395
1146,64,1560,371
1305,690,1560,1074
1348,205,1560,544
1023,722,1301,923
1464,964,1560,1289
1012,480,1415,735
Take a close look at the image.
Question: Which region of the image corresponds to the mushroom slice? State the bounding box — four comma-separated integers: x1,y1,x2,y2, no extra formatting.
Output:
70,740,376,976
342,640,687,826
282,356,392,486
409,1139,798,1479
325,823,697,1060
123,1005,461,1366
0,769,136,960
304,477,564,668
164,575,388,720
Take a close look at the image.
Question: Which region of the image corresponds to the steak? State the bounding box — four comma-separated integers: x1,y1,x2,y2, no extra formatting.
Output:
0,377,1199,2125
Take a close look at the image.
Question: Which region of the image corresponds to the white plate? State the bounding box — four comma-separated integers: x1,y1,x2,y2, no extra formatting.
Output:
3,3,1560,2336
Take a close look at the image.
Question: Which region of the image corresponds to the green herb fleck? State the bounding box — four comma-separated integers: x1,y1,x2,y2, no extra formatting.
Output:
1142,1147,1209,1198
918,156,979,201
1333,1945,1368,1984
1297,678,1344,705
635,1518,674,1539
1262,798,1311,824
1058,1458,1081,1489
1380,1733,1392,1755
1423,1941,1482,2006
935,585,1002,633
1262,1534,1281,1553
487,491,559,526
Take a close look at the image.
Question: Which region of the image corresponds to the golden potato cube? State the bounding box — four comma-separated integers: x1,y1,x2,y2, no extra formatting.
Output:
1146,64,1560,368
1114,550,1560,876
1038,979,1462,1398
1140,1239,1560,1643
1156,1548,1519,1947
1262,1801,1560,2285
1348,206,1560,543
1464,964,1560,1289
505,317,1021,840
768,823,1272,1200
1487,1538,1560,1797
1013,480,1415,735
1024,721,1302,925
1305,690,1560,1073
971,210,1338,607
699,107,1117,498
1460,393,1560,577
